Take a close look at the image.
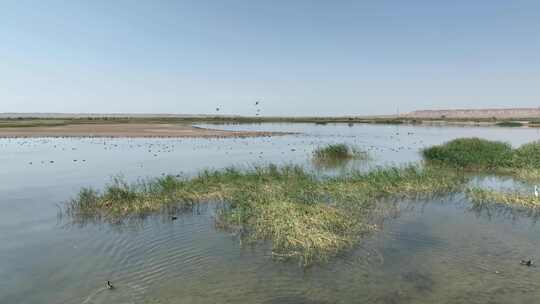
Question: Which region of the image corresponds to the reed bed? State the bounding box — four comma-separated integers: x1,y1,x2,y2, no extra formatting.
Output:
65,164,465,265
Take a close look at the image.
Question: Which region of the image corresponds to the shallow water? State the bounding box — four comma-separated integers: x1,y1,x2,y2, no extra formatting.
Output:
2,123,540,304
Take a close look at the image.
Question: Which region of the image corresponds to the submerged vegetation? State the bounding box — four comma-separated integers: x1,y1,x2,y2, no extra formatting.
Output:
65,164,465,265
467,188,540,209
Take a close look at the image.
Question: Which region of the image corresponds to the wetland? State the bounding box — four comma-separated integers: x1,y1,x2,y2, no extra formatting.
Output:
3,123,540,303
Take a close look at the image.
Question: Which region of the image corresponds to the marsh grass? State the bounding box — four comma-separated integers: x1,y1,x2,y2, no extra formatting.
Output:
422,138,513,169
313,144,356,159
65,164,465,265
512,141,540,169
467,188,540,209
312,143,369,166
423,138,540,172
496,121,523,127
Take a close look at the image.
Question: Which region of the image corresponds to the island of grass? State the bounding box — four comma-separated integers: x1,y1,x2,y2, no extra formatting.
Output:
65,164,465,265
311,144,370,169
313,144,367,160
423,137,540,208
495,121,524,127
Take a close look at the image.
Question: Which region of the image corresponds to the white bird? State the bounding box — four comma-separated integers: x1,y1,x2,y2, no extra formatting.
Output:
535,185,539,198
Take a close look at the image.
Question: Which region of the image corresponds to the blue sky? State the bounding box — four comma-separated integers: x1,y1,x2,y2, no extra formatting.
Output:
1,0,539,116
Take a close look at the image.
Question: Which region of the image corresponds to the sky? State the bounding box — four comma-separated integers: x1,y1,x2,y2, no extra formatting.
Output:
1,0,539,116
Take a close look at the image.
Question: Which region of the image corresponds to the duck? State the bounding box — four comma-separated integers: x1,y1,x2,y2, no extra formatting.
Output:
106,280,114,289
520,259,533,267
171,216,178,221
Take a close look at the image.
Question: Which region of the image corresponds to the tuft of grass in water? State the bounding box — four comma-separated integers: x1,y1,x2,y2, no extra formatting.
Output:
422,138,513,169
466,188,540,209
496,121,523,127
65,164,465,265
313,144,368,161
312,144,370,170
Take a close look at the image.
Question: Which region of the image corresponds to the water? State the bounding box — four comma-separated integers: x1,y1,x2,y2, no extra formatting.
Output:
2,123,540,303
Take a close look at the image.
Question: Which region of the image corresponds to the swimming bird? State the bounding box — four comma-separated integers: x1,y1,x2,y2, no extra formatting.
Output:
106,280,114,289
520,259,533,266
535,185,539,198
171,216,178,221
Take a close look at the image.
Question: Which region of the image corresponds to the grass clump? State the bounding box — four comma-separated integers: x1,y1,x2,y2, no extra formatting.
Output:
65,164,465,265
512,141,540,169
467,188,540,209
496,121,523,127
423,139,540,178
422,138,513,169
313,144,367,161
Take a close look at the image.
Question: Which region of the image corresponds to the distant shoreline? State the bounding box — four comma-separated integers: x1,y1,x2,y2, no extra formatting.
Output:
2,107,540,134
0,123,292,138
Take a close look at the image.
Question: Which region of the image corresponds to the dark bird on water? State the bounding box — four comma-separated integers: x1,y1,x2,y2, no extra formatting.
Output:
171,216,178,220
106,280,114,289
520,259,533,266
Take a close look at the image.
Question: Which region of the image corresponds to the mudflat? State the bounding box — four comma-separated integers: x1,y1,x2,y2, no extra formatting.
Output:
0,123,284,138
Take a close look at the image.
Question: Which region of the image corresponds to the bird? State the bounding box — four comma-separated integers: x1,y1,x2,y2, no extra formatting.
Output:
106,280,114,289
535,185,539,198
255,100,260,105
171,216,178,221
520,259,533,266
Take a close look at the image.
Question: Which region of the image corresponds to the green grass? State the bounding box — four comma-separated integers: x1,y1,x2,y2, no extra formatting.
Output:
512,141,540,168
65,164,465,265
313,144,367,160
422,138,540,172
422,138,513,169
495,121,523,127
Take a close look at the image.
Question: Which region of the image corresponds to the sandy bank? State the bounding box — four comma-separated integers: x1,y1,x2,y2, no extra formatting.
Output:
0,123,289,138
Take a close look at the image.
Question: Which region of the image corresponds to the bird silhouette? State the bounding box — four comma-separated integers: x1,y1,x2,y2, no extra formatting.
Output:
520,259,533,266
106,280,114,289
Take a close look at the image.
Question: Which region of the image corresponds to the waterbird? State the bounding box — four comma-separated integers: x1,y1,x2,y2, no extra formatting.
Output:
171,216,178,221
106,280,114,289
535,185,539,198
520,259,533,266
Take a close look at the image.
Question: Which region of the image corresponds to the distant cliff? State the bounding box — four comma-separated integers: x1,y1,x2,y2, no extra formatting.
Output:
405,108,540,119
